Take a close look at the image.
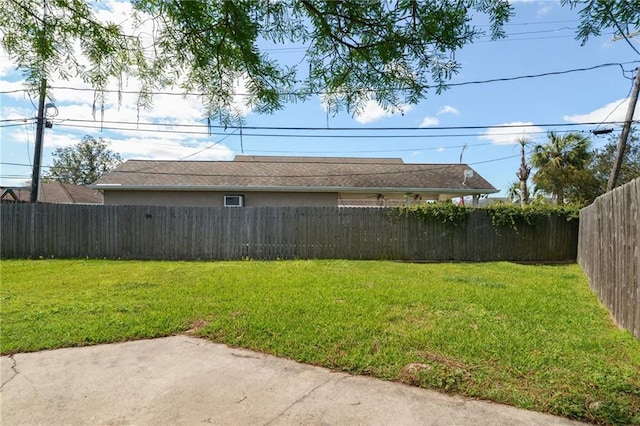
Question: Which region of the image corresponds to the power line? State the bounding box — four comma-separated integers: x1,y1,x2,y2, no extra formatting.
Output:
44,119,633,142
0,122,36,129
178,128,239,161
2,113,611,143
444,63,635,87
594,83,635,132
0,175,31,179
258,27,594,53
54,117,631,132
244,142,497,154
3,61,633,98
0,118,34,123
55,123,212,136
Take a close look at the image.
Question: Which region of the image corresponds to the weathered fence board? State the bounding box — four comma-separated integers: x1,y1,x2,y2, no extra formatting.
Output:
578,178,640,339
1,204,577,262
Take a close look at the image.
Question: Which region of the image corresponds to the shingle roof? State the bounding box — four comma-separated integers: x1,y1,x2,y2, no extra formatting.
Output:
1,183,103,204
94,156,497,194
234,155,405,164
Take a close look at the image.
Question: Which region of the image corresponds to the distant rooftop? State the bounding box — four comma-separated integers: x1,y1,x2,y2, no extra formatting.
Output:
1,182,103,204
94,155,498,195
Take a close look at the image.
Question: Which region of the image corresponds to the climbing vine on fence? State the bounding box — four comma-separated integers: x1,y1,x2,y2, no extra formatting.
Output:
393,202,471,226
485,203,580,230
393,202,580,230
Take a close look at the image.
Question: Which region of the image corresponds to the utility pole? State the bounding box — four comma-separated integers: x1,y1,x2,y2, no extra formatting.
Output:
30,0,49,203
607,21,640,192
607,67,640,192
29,78,47,203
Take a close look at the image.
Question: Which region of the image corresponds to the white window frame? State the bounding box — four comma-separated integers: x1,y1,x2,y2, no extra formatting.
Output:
224,195,244,207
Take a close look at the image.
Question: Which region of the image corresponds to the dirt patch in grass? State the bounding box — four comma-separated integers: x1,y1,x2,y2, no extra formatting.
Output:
185,319,211,335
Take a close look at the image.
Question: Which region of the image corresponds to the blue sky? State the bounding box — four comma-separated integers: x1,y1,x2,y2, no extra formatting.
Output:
1,0,639,198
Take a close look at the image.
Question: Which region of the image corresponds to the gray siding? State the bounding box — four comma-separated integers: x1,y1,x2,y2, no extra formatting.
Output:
103,190,339,207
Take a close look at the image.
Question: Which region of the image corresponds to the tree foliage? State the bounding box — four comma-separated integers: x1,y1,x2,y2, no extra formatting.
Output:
588,128,640,195
530,132,592,205
44,135,122,185
0,0,513,121
562,0,640,46
506,180,543,205
523,128,640,206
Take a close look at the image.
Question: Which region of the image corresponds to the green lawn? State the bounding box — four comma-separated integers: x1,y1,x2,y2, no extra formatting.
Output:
1,259,638,424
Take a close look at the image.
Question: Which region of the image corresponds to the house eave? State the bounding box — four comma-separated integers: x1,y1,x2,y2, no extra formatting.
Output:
92,184,498,195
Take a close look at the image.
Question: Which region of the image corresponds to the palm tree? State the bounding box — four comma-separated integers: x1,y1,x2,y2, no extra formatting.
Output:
506,181,521,204
530,132,592,204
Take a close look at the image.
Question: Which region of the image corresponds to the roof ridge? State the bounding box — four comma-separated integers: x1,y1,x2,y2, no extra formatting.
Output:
57,181,75,203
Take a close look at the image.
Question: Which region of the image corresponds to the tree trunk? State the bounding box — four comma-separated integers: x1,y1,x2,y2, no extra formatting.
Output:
516,140,530,207
519,180,528,207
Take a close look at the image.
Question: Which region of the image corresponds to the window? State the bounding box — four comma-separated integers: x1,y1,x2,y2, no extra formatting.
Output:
224,195,244,207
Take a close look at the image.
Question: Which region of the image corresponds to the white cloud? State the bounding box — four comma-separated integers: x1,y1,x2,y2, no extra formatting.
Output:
0,59,18,78
41,130,233,160
505,0,555,17
479,121,544,145
563,98,640,123
0,79,29,97
437,105,460,116
354,101,387,124
94,0,136,27
536,4,554,17
109,137,234,161
419,116,439,127
45,132,87,149
354,100,411,124
0,105,34,121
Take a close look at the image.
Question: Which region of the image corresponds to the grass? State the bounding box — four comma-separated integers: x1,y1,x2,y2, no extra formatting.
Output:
1,259,639,424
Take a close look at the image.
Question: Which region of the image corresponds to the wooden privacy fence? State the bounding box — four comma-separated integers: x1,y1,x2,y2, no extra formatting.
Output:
578,178,640,339
1,204,577,262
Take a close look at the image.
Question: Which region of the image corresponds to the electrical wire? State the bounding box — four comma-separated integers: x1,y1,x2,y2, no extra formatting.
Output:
45,121,630,143
0,118,34,123
53,117,631,132
178,128,239,160
2,61,633,97
0,175,32,179
444,63,634,88
24,120,33,168
593,85,635,132
0,123,36,129
49,126,222,149
244,142,496,155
